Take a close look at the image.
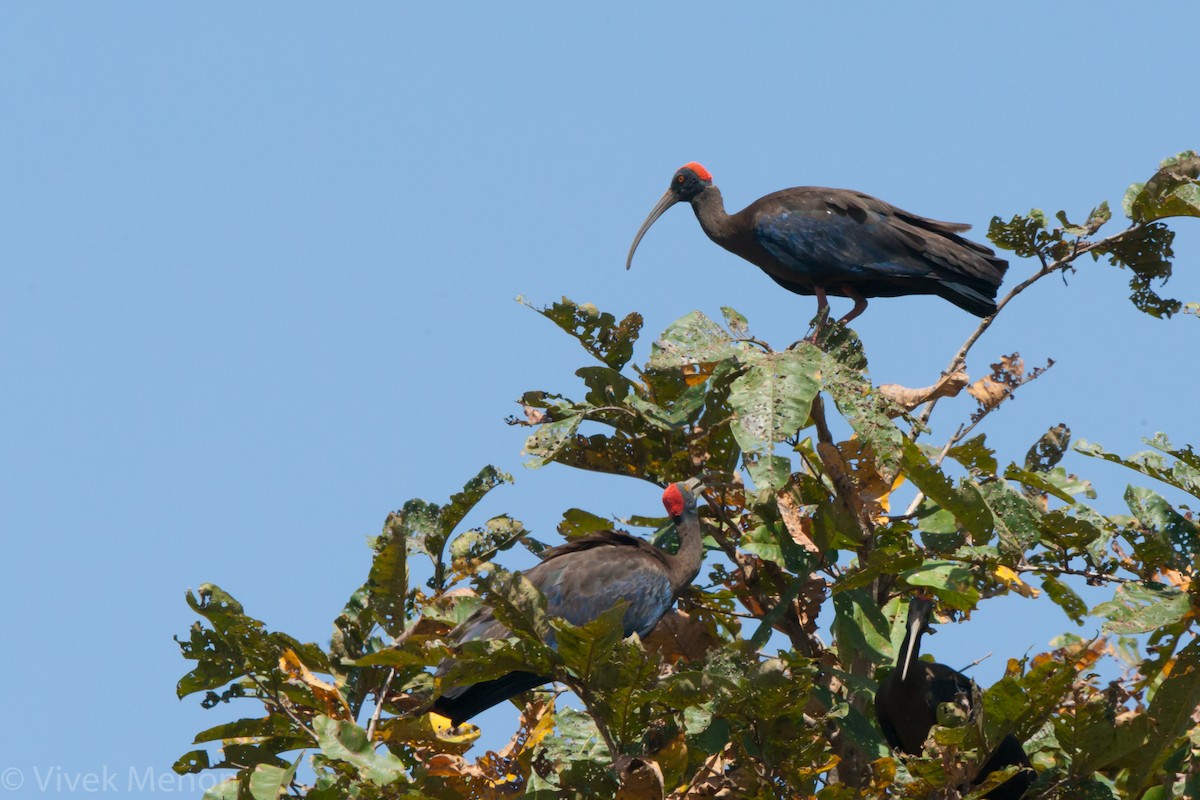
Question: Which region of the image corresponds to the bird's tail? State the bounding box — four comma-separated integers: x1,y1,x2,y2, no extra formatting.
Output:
935,279,1001,318
431,671,549,726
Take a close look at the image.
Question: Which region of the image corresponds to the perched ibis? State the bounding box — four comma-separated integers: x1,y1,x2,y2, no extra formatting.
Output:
432,481,704,725
875,595,1035,800
627,163,1008,323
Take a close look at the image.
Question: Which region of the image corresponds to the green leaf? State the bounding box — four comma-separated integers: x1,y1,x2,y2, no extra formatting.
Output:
1057,203,1112,236
441,465,513,535
483,569,551,641
648,309,744,370
1121,637,1200,795
988,209,1051,258
557,507,614,540
720,305,750,336
1091,222,1180,318
1005,464,1094,503
1077,435,1200,500
523,412,584,468
976,479,1043,558
1091,582,1192,634
313,716,405,786
899,561,980,610
551,603,628,683
367,514,408,638
523,295,642,369
728,348,821,490
247,756,300,800
1125,486,1200,571
899,440,993,542
1041,575,1088,625
1123,150,1200,223
192,716,299,745
448,514,529,574
747,574,809,652
173,749,210,775
200,778,239,800
832,588,893,666
947,434,998,475
1025,424,1071,472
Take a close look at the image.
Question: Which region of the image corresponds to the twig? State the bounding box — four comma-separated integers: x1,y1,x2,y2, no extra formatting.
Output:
956,652,993,674
366,666,396,741
912,226,1140,438
249,673,319,744
1015,563,1133,585
811,395,875,542
564,677,620,762
733,336,774,352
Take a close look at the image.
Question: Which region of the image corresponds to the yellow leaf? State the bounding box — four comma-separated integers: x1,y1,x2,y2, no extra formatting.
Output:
681,361,716,387
993,565,1040,598
428,711,481,745
278,649,351,719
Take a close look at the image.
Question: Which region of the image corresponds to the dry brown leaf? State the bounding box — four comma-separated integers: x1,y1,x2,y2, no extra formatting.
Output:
425,753,484,779
794,577,827,636
643,610,721,663
777,489,820,554
278,648,352,720
1156,567,1192,592
967,353,1044,413
493,698,555,761
878,370,969,412
818,439,902,525
616,756,665,800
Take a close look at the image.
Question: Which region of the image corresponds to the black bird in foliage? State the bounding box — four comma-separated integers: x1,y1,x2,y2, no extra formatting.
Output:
875,595,1036,800
432,481,705,726
627,163,1008,324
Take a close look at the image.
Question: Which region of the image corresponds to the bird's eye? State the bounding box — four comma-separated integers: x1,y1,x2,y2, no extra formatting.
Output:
676,175,685,183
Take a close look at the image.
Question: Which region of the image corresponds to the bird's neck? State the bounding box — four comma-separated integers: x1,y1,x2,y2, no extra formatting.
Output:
689,187,738,244
668,510,704,595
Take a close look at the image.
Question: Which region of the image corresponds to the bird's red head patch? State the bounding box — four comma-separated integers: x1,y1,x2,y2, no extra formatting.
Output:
681,162,712,182
662,483,685,518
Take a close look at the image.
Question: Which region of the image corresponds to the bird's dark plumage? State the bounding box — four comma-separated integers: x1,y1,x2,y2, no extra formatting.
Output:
432,482,704,725
875,595,1035,800
627,163,1008,322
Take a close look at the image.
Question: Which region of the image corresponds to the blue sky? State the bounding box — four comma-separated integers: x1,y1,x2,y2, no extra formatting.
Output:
1,3,1197,792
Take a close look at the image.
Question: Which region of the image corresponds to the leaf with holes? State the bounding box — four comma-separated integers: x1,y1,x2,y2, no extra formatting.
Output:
728,348,821,490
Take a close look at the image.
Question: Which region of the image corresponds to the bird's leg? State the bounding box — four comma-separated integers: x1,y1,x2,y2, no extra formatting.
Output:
835,285,869,325
806,286,831,341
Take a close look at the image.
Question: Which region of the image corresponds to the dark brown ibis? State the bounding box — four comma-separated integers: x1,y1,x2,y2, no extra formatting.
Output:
432,481,704,725
875,595,1036,800
626,163,1008,323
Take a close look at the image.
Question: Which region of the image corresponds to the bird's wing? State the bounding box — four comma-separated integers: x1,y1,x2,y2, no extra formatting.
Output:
752,189,1005,291
532,547,676,639
753,192,932,283
448,536,675,648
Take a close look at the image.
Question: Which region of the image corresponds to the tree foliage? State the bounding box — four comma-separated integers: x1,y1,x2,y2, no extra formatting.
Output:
177,152,1200,799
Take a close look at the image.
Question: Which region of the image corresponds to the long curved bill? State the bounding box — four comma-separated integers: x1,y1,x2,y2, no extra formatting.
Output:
625,189,679,270
900,611,924,682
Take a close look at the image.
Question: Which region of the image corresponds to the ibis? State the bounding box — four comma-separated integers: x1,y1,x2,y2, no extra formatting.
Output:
875,594,1035,800
432,481,704,725
627,163,1007,323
